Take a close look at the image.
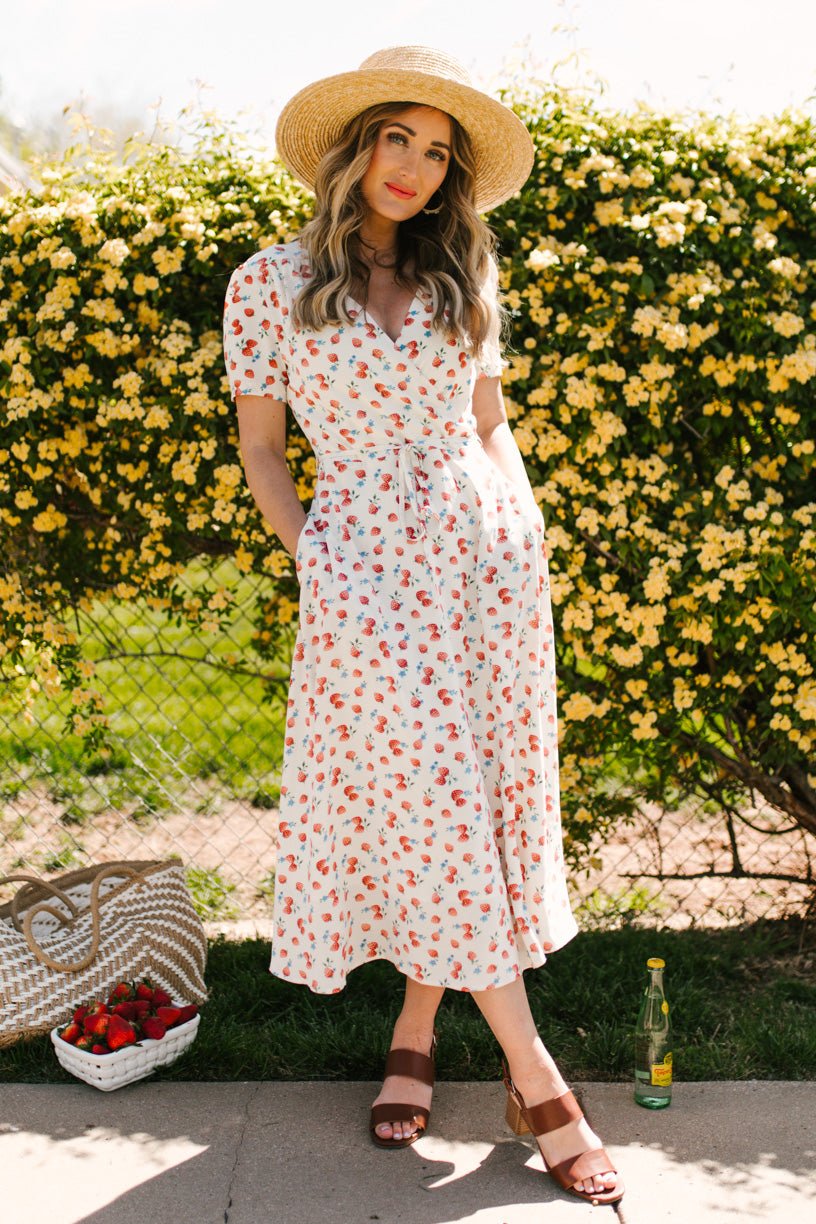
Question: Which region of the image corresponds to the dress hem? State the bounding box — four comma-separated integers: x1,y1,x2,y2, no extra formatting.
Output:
266,924,579,996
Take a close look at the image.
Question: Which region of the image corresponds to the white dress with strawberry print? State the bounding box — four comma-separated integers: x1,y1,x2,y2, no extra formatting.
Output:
223,238,579,994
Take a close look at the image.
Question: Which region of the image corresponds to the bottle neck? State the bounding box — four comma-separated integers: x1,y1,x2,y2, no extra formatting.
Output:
648,968,665,994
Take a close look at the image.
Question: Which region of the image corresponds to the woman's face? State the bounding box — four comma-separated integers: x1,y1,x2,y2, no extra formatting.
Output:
360,104,452,223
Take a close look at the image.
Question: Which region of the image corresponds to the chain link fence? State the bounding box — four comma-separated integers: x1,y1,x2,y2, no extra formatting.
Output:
2,556,813,936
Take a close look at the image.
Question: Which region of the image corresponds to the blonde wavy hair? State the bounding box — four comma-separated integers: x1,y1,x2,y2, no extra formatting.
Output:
291,101,507,364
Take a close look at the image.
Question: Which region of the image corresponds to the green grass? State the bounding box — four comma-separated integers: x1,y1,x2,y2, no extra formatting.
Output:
3,916,814,1084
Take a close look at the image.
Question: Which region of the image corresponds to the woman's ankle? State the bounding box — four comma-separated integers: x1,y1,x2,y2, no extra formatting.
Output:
504,1044,570,1100
390,1011,436,1050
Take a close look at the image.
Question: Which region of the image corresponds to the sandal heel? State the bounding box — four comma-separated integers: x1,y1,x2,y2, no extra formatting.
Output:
505,1090,531,1135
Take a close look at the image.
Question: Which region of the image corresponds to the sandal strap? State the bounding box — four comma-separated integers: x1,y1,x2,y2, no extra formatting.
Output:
501,1061,584,1137
548,1146,617,1190
369,1102,430,1127
383,1045,436,1086
523,1088,584,1135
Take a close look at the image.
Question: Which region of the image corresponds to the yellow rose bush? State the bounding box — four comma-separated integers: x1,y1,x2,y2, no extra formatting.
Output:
1,97,814,871
490,86,816,859
0,117,312,746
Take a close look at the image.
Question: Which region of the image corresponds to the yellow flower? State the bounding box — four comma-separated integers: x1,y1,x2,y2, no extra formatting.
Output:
792,680,816,724
98,237,130,266
610,642,644,667
151,245,185,275
32,505,68,532
630,710,659,740
562,693,611,721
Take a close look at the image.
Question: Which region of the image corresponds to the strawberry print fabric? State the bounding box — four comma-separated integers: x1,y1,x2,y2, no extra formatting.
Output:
223,238,579,994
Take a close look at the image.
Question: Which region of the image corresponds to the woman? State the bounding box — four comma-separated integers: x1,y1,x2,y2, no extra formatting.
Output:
223,46,624,1207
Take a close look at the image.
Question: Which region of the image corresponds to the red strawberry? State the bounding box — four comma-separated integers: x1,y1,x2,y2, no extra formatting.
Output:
132,1000,152,1020
75,1035,96,1052
59,1022,82,1045
141,1016,167,1040
106,1014,137,1050
135,981,155,1002
151,987,172,1007
91,1044,109,1055
84,1013,111,1038
90,1001,109,1016
155,1005,182,1028
112,1001,139,1021
108,981,136,1003
176,1004,198,1023
72,1004,91,1024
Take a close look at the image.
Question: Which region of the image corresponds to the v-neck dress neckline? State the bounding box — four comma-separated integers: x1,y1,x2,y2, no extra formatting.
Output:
346,290,423,349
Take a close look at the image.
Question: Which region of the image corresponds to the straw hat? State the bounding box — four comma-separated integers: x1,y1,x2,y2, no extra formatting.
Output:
274,46,535,214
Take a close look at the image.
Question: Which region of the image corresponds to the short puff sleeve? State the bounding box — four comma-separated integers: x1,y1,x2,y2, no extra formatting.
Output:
475,257,507,381
222,254,289,403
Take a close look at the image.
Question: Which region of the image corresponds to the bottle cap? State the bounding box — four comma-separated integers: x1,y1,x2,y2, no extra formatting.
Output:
647,957,665,969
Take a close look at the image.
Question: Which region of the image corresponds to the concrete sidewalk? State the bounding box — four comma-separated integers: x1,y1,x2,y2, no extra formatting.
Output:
1,1080,813,1224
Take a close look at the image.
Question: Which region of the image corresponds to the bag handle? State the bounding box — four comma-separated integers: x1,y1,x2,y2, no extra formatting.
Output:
0,873,80,933
3,864,152,973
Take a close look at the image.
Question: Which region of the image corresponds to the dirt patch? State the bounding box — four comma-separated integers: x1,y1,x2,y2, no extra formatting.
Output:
2,780,813,934
570,798,815,930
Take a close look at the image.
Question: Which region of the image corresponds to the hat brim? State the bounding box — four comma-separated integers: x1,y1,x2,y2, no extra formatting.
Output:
274,67,535,214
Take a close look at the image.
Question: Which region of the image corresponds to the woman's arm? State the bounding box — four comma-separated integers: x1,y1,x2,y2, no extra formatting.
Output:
471,375,541,518
235,394,308,560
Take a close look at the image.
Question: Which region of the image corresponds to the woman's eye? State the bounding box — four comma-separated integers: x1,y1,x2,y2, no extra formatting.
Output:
385,131,446,162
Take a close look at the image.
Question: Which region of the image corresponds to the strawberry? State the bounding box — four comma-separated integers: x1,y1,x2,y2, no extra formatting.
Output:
177,1004,198,1024
141,1016,167,1040
72,1004,91,1024
89,1001,109,1016
91,1044,109,1055
135,981,155,1002
108,981,135,1003
155,1005,182,1028
111,1001,139,1021
106,1014,137,1051
75,1035,96,1052
59,1022,82,1045
151,987,173,1007
132,1000,152,1020
84,1013,111,1038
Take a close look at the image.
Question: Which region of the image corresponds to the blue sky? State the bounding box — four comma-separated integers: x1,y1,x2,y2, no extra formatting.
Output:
2,0,814,149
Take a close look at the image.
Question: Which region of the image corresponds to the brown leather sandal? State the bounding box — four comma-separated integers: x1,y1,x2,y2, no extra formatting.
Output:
369,1032,438,1149
502,1060,625,1206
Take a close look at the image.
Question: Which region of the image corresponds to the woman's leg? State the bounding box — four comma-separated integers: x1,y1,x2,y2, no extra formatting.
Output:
471,975,619,1198
370,976,445,1141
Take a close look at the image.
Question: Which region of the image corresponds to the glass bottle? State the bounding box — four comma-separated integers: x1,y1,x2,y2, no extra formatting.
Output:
634,956,672,1108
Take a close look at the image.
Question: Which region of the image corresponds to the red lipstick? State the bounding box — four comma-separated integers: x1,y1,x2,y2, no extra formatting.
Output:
385,182,416,199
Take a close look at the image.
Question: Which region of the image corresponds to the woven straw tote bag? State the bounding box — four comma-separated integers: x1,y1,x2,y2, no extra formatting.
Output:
0,858,209,1047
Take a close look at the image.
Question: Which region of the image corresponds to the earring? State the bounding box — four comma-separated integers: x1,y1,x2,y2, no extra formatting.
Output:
421,189,444,215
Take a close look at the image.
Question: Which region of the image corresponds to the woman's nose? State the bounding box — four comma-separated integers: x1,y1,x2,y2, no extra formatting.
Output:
397,149,421,181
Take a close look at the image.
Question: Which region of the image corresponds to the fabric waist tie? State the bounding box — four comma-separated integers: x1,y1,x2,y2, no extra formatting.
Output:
317,438,480,541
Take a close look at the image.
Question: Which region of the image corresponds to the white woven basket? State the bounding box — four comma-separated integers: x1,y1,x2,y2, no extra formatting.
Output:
50,1006,200,1091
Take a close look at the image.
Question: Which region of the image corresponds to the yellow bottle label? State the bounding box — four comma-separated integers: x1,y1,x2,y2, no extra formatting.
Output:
651,1051,672,1086
661,1001,669,1015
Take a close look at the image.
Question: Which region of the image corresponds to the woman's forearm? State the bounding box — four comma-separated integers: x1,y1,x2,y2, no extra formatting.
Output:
241,445,308,559
480,423,542,519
